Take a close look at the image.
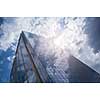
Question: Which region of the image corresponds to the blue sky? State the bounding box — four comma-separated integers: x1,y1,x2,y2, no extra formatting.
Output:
0,17,100,82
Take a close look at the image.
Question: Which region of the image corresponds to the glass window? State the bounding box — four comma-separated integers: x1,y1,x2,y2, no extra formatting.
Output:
21,44,27,56
18,49,23,65
24,55,31,64
20,65,25,71
27,70,36,82
10,75,13,80
24,80,28,83
16,70,26,83
17,67,20,71
27,70,34,76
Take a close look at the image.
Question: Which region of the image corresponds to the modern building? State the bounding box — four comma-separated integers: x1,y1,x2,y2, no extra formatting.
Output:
10,31,54,83
66,55,100,82
10,31,68,83
10,31,100,83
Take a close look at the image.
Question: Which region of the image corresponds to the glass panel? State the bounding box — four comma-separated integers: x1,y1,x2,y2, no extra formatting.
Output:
27,70,36,82
18,48,23,65
17,67,20,71
16,70,26,83
10,75,13,81
20,65,25,71
24,80,28,83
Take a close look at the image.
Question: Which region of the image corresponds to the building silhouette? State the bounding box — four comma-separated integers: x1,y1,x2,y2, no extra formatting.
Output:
10,31,100,83
67,56,100,82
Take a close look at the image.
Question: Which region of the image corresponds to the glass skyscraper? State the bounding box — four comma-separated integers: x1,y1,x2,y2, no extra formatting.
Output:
10,31,100,83
10,31,52,83
67,56,100,82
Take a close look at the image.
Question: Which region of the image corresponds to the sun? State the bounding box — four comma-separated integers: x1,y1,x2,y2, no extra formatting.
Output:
54,34,65,50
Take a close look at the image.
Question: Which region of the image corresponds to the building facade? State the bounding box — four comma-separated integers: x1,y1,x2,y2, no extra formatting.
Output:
67,56,100,82
10,31,100,83
10,31,52,82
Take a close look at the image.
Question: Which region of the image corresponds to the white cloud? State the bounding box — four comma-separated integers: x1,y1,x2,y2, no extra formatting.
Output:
7,56,12,61
0,17,61,51
0,17,100,73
